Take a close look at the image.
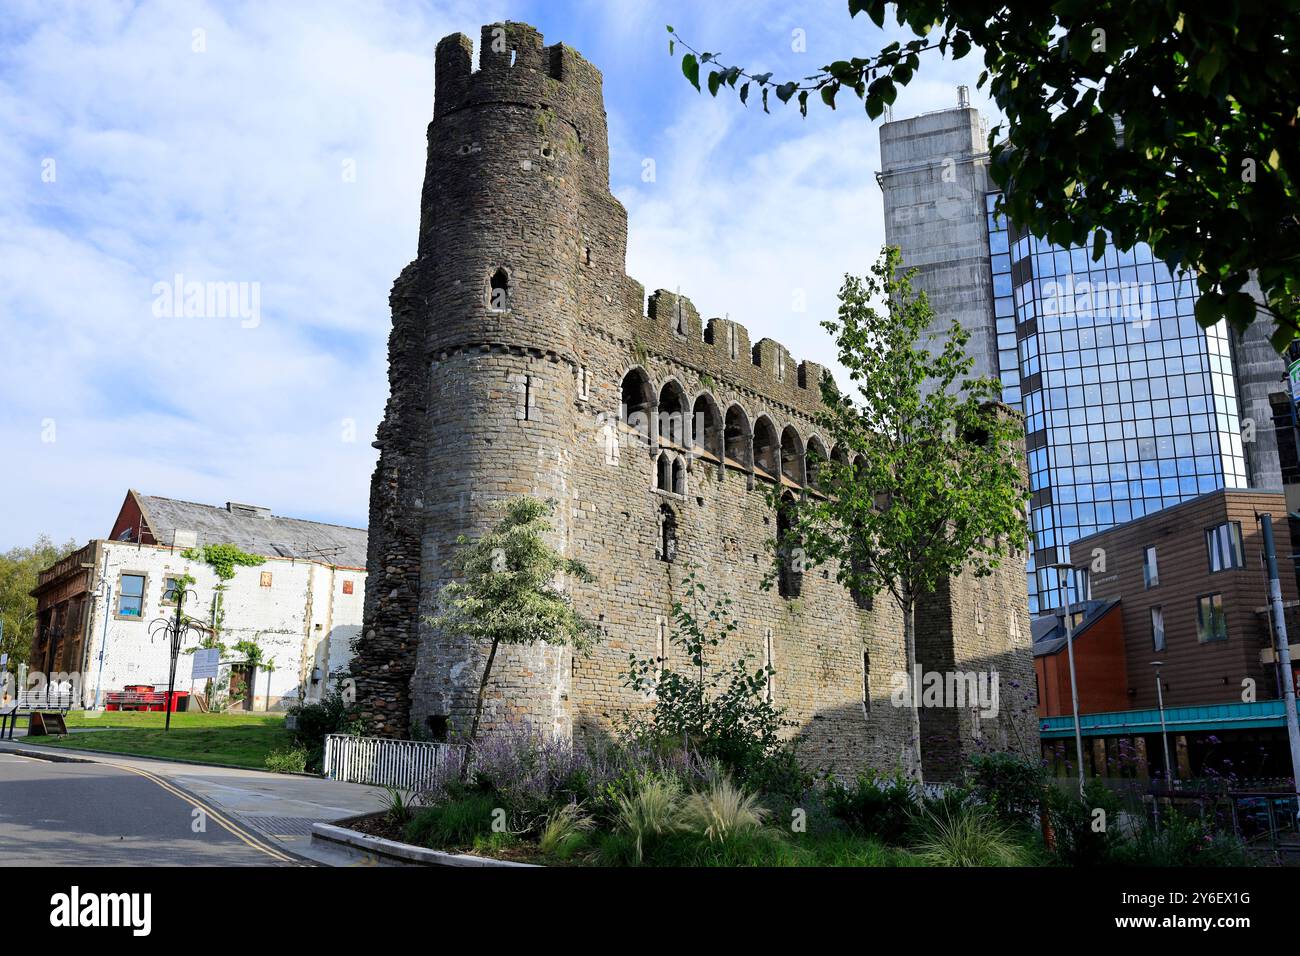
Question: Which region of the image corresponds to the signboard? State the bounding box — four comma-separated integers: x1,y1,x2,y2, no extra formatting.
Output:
191,648,221,681
1289,358,1300,408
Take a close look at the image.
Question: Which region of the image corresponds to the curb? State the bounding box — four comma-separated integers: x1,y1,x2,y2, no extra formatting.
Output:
310,821,539,867
0,738,320,777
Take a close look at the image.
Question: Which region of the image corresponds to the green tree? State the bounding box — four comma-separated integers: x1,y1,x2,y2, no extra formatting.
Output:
622,568,795,789
670,3,1300,347
427,497,597,750
774,247,1027,782
0,535,81,671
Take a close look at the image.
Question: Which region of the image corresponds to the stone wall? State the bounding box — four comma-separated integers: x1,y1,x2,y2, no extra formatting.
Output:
350,21,1036,778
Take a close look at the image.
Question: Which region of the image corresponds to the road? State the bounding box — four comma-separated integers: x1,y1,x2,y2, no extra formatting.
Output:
0,751,293,866
0,742,392,866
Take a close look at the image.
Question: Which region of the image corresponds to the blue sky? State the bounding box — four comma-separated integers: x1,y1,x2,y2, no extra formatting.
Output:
0,0,994,549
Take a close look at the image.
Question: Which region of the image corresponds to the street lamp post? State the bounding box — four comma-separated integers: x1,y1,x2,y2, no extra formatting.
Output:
1151,661,1175,787
1049,563,1087,798
148,580,203,732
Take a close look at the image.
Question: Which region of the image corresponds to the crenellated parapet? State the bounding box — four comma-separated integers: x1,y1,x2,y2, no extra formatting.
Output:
433,22,609,178
616,289,835,424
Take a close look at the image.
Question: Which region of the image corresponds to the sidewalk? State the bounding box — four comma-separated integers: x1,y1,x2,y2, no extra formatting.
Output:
0,736,393,866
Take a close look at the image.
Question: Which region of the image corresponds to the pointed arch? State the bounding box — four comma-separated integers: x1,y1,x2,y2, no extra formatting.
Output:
806,436,829,490
753,416,779,478
691,392,723,462
658,379,690,448
780,425,805,486
621,368,654,442
656,451,671,491
724,404,752,470
671,456,686,496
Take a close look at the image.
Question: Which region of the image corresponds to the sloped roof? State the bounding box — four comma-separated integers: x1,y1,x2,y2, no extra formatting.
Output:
134,491,368,569
1032,598,1122,657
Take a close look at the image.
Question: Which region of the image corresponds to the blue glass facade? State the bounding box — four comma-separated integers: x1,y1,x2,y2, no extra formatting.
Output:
985,194,1249,614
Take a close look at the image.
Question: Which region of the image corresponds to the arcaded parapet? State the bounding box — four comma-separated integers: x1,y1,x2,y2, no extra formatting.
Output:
351,21,1034,778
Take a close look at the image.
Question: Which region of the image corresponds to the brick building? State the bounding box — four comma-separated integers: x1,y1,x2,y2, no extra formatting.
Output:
348,22,1038,779
1036,489,1300,778
28,490,367,710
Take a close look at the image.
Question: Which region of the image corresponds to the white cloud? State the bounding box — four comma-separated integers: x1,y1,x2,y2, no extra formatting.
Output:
0,0,990,549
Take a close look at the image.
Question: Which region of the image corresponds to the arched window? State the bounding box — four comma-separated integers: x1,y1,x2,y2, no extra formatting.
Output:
806,437,828,490
692,393,723,462
724,405,751,469
487,267,510,310
753,416,779,478
776,492,803,599
621,368,654,443
658,380,689,448
780,426,804,486
671,456,686,496
659,503,678,562
656,452,671,491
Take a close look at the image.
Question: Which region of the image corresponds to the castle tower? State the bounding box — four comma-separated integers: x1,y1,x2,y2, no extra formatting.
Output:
353,23,1035,777
353,22,633,739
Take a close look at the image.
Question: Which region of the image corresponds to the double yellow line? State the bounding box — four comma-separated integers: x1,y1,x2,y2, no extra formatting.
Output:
108,761,299,865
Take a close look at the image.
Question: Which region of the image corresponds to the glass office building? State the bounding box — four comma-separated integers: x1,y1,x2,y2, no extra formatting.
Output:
985,194,1250,613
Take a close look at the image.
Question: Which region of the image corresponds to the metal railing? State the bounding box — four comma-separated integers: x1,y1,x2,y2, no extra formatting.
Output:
323,734,465,791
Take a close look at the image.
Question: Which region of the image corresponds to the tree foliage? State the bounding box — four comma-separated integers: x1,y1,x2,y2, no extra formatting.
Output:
784,246,1028,609
622,568,796,789
670,3,1300,348
0,534,81,670
775,246,1028,778
428,497,597,746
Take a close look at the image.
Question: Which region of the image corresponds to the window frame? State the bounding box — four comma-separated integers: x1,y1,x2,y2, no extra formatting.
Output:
1150,605,1165,652
160,575,184,607
1205,521,1244,573
1142,545,1159,589
115,571,148,620
1195,592,1228,643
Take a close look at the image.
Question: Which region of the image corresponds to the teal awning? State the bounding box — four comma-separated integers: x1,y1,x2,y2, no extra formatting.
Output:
1039,699,1300,739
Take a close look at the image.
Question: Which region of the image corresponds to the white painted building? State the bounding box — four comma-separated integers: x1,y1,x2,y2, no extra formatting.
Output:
29,491,367,711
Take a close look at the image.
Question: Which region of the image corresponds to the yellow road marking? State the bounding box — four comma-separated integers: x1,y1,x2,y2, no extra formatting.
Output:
106,761,297,864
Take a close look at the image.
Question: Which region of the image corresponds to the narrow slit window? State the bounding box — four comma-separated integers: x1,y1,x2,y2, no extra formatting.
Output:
488,267,510,310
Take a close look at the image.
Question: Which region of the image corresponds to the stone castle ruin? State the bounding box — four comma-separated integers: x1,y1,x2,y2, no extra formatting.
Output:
349,21,1036,779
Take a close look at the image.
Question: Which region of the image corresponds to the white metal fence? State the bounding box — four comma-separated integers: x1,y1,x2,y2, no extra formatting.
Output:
323,734,465,791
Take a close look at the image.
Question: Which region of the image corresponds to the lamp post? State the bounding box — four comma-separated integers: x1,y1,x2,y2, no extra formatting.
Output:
148,578,203,731
1048,563,1086,797
1151,660,1174,787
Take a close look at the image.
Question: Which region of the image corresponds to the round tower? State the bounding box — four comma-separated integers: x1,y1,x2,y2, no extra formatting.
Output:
355,22,626,742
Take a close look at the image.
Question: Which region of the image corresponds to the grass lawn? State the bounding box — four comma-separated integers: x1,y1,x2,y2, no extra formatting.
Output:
35,710,291,770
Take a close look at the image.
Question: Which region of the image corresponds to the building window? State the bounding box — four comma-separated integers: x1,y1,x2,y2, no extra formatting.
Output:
487,267,510,310
764,628,775,702
862,651,871,715
1150,606,1165,652
117,574,146,618
1143,546,1159,589
1196,593,1228,643
161,576,184,606
656,452,671,492
659,504,677,563
776,493,803,599
260,571,273,588
1205,521,1244,572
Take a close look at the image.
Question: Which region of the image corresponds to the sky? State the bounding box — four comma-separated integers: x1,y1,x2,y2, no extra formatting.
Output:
0,0,995,549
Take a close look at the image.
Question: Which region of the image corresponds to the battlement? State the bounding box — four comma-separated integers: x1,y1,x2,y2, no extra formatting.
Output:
433,24,607,146
637,289,833,416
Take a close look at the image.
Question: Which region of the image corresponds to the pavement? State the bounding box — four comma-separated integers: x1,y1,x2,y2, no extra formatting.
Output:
0,737,393,866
